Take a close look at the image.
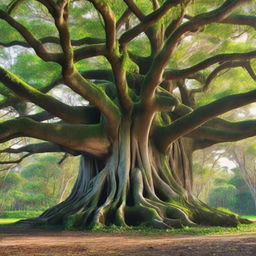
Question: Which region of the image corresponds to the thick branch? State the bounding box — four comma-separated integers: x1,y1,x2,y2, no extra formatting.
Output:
0,142,64,154
189,119,256,142
0,118,110,157
185,14,256,29
218,15,256,29
24,111,55,122
154,89,256,152
0,67,95,124
89,0,116,52
88,1,132,113
24,106,100,124
74,44,107,62
65,71,121,132
192,118,256,150
154,88,179,112
53,2,74,76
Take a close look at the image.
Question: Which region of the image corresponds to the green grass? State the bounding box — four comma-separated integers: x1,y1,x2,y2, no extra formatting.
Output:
242,216,256,221
87,221,256,236
0,210,43,218
0,210,42,225
0,218,22,224
0,214,255,236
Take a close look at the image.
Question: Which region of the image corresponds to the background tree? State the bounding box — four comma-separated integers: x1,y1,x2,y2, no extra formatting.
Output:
205,167,256,215
228,141,256,210
0,0,256,229
0,154,78,211
192,147,224,200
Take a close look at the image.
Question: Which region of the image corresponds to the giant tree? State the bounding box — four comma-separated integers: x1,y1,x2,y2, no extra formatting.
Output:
0,0,256,229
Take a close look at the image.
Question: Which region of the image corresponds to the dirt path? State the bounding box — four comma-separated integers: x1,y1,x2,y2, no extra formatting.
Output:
0,226,256,256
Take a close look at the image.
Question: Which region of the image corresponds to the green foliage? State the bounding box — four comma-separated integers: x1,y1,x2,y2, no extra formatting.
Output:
75,56,111,73
0,172,24,191
0,154,78,212
10,53,61,88
206,169,256,215
215,207,238,216
208,184,238,209
193,162,211,177
0,19,23,42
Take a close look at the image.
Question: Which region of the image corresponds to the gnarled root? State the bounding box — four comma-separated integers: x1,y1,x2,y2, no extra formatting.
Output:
20,125,248,229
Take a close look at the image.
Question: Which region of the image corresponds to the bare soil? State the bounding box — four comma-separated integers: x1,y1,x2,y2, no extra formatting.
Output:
0,226,256,256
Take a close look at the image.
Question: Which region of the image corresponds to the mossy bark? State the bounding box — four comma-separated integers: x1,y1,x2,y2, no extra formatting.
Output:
23,118,250,229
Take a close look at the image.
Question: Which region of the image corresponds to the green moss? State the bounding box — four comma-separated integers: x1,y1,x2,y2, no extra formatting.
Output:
63,212,85,230
124,205,159,226
121,52,139,73
215,207,238,216
168,202,191,216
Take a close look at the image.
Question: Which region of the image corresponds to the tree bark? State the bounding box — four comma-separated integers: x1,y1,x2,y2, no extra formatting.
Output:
22,118,250,229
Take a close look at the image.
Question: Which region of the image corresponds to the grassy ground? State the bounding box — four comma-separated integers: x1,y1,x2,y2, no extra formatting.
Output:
0,218,22,224
87,221,256,236
242,216,256,221
0,216,256,235
0,216,255,236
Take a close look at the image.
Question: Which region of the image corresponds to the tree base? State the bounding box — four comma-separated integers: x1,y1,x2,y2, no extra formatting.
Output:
18,135,253,230
19,198,252,230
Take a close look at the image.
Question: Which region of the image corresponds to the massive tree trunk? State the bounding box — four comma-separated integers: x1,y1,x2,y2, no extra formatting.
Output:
28,118,248,229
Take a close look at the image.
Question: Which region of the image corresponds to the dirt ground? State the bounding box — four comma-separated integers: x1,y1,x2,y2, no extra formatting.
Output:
0,226,256,256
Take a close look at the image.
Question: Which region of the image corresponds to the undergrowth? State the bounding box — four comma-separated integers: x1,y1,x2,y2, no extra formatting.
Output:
88,222,256,236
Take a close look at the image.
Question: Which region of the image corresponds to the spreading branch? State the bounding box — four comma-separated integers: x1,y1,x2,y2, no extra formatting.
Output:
89,0,116,52
154,88,256,152
189,119,256,143
7,0,56,16
191,60,256,94
0,36,105,48
0,67,95,124
0,142,66,154
164,50,256,80
119,0,183,49
217,15,256,29
0,153,32,164
116,9,131,31
86,2,133,113
0,10,61,63
123,0,145,21
0,118,110,157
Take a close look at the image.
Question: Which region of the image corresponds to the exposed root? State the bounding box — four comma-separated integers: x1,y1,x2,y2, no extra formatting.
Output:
20,122,251,229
